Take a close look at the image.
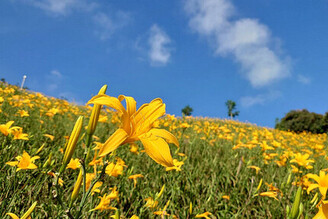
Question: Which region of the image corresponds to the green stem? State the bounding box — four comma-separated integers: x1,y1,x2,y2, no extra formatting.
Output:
75,162,108,219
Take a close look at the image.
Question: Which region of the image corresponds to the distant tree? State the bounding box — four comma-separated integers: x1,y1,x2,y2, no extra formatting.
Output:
225,100,239,119
0,78,5,83
182,105,193,116
275,109,325,133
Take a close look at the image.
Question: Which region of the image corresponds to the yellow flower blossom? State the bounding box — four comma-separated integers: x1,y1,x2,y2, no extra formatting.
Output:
247,165,261,175
129,143,139,154
259,191,278,200
128,174,144,187
166,159,184,171
17,110,29,117
195,211,212,218
88,94,179,167
307,171,328,199
313,200,328,219
91,194,118,212
105,159,126,177
0,121,19,136
66,158,81,170
11,128,29,140
43,134,54,141
144,197,158,209
290,153,314,169
6,151,39,171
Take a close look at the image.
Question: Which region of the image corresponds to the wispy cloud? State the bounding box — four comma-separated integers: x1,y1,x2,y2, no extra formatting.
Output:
23,0,96,16
46,69,62,92
148,24,172,66
297,74,311,84
93,11,131,40
240,91,281,107
185,0,290,87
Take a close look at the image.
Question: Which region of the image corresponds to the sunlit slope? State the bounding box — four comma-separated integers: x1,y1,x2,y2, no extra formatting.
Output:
0,82,326,218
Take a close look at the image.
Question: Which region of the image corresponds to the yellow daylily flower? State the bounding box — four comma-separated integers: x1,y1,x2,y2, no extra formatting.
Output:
17,110,29,117
6,151,39,171
247,165,261,175
128,174,144,187
195,211,212,218
290,153,314,169
66,158,81,170
105,160,125,177
259,191,279,200
91,193,117,212
0,121,19,136
144,197,158,209
6,201,37,219
88,94,179,167
307,171,328,199
43,134,54,141
11,128,29,140
313,200,328,219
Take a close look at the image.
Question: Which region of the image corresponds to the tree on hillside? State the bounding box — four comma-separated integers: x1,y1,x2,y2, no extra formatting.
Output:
182,105,193,116
225,100,239,119
275,109,326,133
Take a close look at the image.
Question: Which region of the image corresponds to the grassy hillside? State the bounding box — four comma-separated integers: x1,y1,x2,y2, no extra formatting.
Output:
0,82,326,218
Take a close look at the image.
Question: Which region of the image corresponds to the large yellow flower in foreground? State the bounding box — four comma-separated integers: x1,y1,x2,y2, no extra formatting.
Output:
307,171,328,199
88,94,179,167
313,200,328,219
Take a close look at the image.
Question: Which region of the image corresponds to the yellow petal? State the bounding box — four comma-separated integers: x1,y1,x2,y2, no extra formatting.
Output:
307,184,319,194
88,94,126,114
307,173,320,184
139,133,174,167
6,161,19,166
6,213,19,219
133,98,165,131
21,201,37,219
98,129,128,157
118,95,136,116
148,128,179,147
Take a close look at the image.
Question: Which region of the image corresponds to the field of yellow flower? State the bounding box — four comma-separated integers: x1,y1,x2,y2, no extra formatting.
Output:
1,82,328,218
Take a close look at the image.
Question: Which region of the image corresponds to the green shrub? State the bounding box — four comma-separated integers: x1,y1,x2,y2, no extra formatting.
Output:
275,109,326,133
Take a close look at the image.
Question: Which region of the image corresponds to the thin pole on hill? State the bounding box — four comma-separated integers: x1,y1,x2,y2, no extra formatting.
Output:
20,75,27,89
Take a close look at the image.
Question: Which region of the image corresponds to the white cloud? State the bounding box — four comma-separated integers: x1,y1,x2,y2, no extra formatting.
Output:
47,69,62,92
185,0,290,87
93,11,130,40
148,24,172,66
240,91,281,107
297,74,311,84
24,0,96,16
50,69,62,78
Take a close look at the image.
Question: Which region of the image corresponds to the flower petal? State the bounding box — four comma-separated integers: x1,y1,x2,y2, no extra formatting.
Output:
307,173,320,184
139,133,174,167
118,95,137,135
98,129,128,157
307,184,319,194
88,94,126,114
6,161,19,166
118,95,136,117
133,98,165,133
6,213,19,219
148,128,179,147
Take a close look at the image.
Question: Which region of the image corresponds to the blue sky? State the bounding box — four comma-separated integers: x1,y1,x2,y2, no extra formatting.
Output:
1,0,328,127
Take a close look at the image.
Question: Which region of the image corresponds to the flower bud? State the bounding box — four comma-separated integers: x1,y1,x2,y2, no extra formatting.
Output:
87,85,107,136
60,116,83,173
289,187,302,219
70,169,83,206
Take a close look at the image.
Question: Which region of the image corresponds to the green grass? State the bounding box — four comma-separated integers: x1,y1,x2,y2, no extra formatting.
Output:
0,83,326,218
